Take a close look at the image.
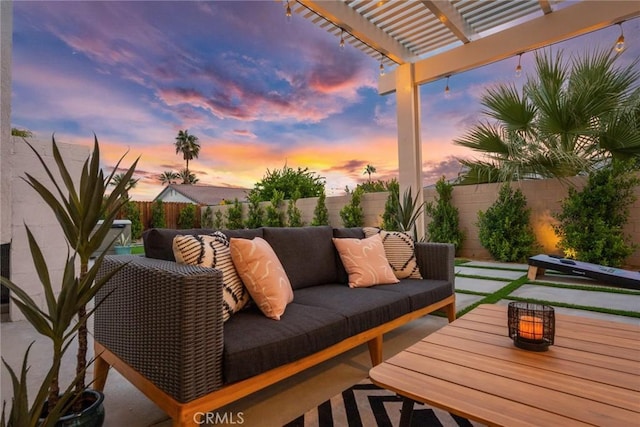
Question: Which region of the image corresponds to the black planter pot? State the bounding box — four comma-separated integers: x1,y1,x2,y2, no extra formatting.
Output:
41,389,105,427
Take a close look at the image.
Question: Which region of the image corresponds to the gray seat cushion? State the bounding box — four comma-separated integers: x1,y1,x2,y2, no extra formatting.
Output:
262,226,338,289
372,279,453,311
293,284,411,335
223,303,349,383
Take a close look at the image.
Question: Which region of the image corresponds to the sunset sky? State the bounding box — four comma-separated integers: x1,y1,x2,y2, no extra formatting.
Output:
11,1,640,200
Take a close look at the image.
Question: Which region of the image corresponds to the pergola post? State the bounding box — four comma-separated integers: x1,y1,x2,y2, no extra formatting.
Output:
395,63,424,239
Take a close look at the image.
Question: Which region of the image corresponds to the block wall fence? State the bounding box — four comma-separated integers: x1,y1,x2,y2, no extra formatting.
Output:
208,175,640,268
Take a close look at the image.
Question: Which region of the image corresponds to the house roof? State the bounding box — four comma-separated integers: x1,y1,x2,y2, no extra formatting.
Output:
154,184,249,205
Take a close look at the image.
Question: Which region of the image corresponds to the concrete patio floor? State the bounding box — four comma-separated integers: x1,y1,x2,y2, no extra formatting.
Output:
1,261,638,426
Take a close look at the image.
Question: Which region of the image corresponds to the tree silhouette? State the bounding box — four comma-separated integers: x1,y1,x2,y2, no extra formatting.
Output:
174,129,201,184
158,170,179,185
363,164,377,182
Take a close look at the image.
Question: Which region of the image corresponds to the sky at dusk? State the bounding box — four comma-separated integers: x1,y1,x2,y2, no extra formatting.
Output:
11,1,640,200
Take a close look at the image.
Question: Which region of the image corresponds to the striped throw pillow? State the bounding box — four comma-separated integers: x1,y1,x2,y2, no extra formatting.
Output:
173,232,250,322
363,227,422,279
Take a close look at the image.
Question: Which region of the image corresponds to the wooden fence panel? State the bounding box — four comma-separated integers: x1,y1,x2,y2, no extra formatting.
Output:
118,201,201,231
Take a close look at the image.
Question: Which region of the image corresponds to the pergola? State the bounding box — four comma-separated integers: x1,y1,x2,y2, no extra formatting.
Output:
293,0,640,233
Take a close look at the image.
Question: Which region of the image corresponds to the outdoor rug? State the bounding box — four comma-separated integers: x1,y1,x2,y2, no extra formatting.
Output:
283,379,484,427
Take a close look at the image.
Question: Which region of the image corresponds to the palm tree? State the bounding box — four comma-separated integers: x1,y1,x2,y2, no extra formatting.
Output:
158,170,179,185
178,168,199,184
110,172,139,189
363,164,377,182
174,130,200,184
455,48,639,184
110,172,138,200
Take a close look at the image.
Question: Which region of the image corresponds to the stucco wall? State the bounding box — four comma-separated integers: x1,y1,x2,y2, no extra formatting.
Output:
1,1,13,245
8,137,89,320
208,176,640,268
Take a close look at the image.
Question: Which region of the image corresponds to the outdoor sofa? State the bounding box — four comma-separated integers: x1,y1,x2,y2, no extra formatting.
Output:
93,226,456,426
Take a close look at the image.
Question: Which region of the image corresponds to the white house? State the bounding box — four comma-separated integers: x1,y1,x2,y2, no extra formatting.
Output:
154,184,249,206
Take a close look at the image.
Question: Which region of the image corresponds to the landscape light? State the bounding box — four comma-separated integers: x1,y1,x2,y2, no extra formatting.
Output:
615,23,625,52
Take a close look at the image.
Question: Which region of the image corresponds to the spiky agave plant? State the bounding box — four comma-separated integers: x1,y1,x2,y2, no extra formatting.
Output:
396,187,425,241
1,231,123,425
3,135,139,416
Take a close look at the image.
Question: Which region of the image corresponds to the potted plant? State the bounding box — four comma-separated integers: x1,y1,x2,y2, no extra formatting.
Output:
114,232,131,255
1,135,138,426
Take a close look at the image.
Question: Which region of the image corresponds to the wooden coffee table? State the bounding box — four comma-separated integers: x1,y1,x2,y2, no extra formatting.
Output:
369,304,639,426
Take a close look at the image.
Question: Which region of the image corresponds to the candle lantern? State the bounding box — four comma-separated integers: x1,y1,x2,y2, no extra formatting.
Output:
508,302,555,351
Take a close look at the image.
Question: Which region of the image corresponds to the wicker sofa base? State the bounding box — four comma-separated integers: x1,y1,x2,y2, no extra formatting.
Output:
94,294,455,427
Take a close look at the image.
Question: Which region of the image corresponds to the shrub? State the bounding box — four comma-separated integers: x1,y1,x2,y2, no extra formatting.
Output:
477,184,536,262
425,177,464,252
265,190,285,227
178,204,197,229
213,209,224,229
311,190,329,226
123,201,143,240
355,179,388,193
340,187,364,227
287,190,304,227
553,161,639,267
225,198,244,230
202,206,214,228
250,165,325,201
150,199,166,228
381,179,400,231
245,192,264,229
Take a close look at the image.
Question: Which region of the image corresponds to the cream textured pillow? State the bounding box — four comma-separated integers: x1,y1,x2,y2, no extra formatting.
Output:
332,234,400,288
173,232,250,322
363,227,422,279
230,237,294,320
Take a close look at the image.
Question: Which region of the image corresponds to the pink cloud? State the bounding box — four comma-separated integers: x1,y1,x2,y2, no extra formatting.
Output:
232,130,257,139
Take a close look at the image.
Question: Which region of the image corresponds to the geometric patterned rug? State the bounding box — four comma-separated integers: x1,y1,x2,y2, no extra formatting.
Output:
283,379,485,427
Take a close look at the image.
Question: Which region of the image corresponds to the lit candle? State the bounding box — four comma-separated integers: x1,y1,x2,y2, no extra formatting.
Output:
518,315,543,340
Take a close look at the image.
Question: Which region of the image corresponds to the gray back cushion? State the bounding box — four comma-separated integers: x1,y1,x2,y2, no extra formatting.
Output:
143,228,263,261
332,228,365,284
262,226,338,290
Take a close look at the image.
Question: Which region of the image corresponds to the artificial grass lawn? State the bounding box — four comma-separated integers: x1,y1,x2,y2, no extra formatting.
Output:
454,260,640,319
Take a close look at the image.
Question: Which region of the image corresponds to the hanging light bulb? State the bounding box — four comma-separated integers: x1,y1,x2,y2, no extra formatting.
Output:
615,23,625,52
285,1,292,20
515,53,523,78
379,56,385,76
444,75,451,98
339,29,345,50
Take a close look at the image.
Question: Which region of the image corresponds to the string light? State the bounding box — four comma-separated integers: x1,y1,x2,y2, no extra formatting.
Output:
290,0,399,74
444,75,451,98
285,1,292,20
615,23,625,52
515,53,523,78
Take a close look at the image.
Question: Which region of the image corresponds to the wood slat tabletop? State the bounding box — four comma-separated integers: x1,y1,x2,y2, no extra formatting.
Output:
369,304,640,426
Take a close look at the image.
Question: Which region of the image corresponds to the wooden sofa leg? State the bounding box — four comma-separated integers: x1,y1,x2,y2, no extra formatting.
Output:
368,335,383,366
93,354,110,391
445,302,456,323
